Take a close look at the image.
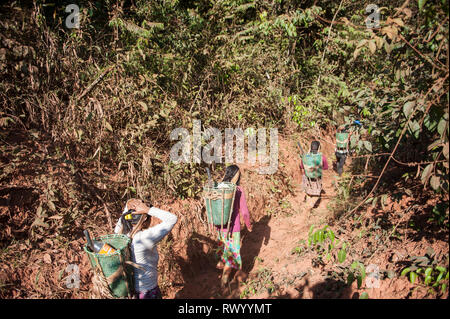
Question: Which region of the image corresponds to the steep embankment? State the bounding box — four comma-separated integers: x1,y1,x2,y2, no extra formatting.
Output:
164,132,448,299
1,131,447,299
164,131,340,299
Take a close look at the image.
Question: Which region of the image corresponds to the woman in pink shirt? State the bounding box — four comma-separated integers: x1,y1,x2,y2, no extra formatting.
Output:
214,165,252,287
299,141,329,171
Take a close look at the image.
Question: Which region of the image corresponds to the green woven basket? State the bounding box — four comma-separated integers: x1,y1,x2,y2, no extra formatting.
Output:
302,153,323,179
203,182,236,228
84,234,134,298
336,132,349,149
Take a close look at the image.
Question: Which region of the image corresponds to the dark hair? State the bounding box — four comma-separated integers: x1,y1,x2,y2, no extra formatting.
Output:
222,164,241,185
310,141,320,153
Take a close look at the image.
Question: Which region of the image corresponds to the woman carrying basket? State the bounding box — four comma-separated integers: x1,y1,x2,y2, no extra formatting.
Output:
214,165,252,287
114,198,178,299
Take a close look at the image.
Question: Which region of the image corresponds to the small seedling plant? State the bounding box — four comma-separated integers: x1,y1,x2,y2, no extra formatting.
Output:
308,225,348,264
346,261,367,289
307,226,373,291
401,249,449,293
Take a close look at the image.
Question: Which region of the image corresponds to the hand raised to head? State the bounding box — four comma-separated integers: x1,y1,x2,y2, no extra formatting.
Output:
126,198,150,214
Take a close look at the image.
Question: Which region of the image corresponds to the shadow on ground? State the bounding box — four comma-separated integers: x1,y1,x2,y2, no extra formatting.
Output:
174,215,272,298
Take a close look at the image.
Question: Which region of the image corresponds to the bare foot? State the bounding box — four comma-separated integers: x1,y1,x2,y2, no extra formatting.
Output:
221,266,232,287
220,274,229,288
216,261,224,270
235,270,247,282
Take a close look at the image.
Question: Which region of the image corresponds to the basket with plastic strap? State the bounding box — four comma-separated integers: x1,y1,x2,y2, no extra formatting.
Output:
203,182,237,230
84,234,134,298
336,132,349,149
302,153,323,179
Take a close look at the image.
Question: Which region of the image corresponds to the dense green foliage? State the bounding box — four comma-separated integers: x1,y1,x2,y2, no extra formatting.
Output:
0,0,448,230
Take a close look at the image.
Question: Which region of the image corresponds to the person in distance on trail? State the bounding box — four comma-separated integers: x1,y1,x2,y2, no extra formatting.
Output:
335,125,351,176
300,141,329,206
335,120,361,176
114,198,178,299
299,141,329,172
214,165,252,287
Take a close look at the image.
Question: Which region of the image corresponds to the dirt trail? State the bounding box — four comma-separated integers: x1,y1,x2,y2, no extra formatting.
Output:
247,169,339,299
169,134,343,299
167,133,448,299
1,131,446,299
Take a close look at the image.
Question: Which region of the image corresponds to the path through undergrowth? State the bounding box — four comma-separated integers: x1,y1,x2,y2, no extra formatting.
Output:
165,133,448,299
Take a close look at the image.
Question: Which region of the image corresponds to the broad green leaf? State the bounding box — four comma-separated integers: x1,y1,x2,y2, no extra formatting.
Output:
408,120,420,139
443,143,449,159
435,266,446,273
430,175,440,190
359,292,369,299
424,115,437,132
424,276,432,285
409,271,418,284
328,230,335,243
338,248,347,263
318,230,324,243
361,265,366,279
403,101,415,118
347,273,355,286
401,267,411,276
418,0,427,11
357,275,363,288
433,272,444,286
421,164,433,184
363,141,372,152
424,267,433,277
308,225,315,236
437,117,447,138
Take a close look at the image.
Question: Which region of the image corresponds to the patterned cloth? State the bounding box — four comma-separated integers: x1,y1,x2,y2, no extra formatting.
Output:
134,285,162,299
215,231,242,270
302,175,322,196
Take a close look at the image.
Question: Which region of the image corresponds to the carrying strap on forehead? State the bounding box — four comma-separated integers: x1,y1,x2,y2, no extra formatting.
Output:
124,199,150,239
128,211,147,239
231,170,240,184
